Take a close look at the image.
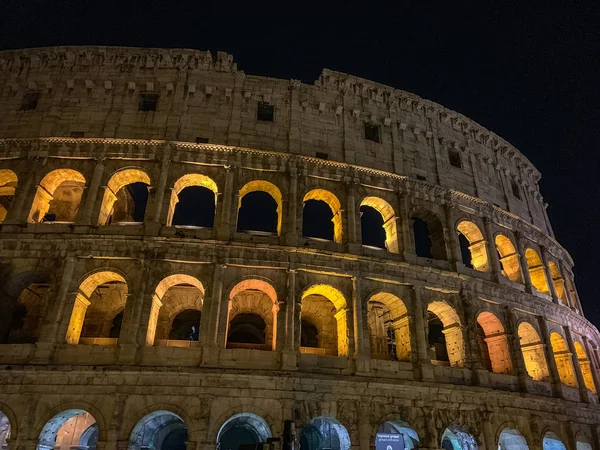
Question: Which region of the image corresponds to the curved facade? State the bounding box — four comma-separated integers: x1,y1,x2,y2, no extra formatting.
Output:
0,46,598,450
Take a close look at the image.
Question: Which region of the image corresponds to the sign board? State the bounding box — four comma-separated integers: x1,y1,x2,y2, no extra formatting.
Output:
376,433,405,450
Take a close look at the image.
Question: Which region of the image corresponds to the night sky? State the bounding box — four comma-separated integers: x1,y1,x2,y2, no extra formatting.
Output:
1,2,598,326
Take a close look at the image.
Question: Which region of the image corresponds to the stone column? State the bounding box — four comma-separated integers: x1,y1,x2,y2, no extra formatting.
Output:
514,232,534,294
397,188,413,259
583,336,600,394
540,247,559,304
345,179,360,252
216,166,235,241
482,217,502,281
352,276,369,374
558,260,576,310
285,165,298,246
564,326,590,402
200,263,225,366
444,203,462,269
538,316,564,398
506,308,530,392
281,269,297,370
412,286,434,380
80,157,106,224
5,163,39,224
147,146,171,230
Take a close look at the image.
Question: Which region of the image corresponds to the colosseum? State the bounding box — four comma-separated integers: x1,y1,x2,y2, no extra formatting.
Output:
0,45,597,450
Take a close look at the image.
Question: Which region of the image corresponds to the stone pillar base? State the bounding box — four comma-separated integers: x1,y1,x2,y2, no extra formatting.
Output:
144,221,162,236
418,361,435,381
475,368,490,387
116,343,139,365
280,350,298,371
354,356,370,376
32,342,56,363
200,345,220,367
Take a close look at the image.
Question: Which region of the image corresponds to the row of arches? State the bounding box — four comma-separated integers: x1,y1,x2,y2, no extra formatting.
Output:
0,407,591,450
2,268,596,393
0,167,577,307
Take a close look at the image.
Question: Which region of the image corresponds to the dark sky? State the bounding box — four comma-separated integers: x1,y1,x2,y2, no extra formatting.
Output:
1,1,599,326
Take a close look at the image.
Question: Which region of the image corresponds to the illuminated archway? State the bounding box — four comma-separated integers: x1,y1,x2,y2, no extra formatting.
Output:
410,208,447,260
238,180,282,235
495,234,523,283
66,271,127,345
300,417,350,450
377,421,420,450
167,173,218,227
0,410,11,449
524,249,550,295
427,301,464,367
97,168,151,225
301,285,348,357
497,427,529,450
0,169,17,222
542,432,566,450
37,409,98,450
227,279,278,351
28,169,86,223
548,262,568,305
550,332,578,387
146,274,205,346
441,425,478,450
574,341,597,392
303,189,342,243
217,413,271,450
367,292,410,361
129,410,187,450
518,322,550,381
457,220,489,272
476,312,513,374
360,197,399,252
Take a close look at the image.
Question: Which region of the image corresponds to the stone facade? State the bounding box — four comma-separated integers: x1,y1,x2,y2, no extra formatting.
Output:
0,46,598,450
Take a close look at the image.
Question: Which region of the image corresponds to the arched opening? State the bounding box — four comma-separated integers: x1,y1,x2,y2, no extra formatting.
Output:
37,409,97,450
97,169,151,225
146,274,204,347
427,301,464,367
518,322,550,381
168,174,218,228
575,341,597,392
542,432,566,450
0,271,51,344
129,410,187,450
456,221,489,272
360,197,399,252
548,262,568,305
377,421,419,450
497,428,529,450
476,312,513,374
0,411,11,450
411,210,447,260
217,413,271,450
28,169,86,223
524,249,550,295
300,285,348,357
0,169,17,223
226,279,278,351
576,436,593,450
66,271,128,345
237,180,282,235
550,332,578,387
301,320,319,348
441,426,478,450
300,417,350,450
495,235,523,283
367,292,410,361
303,189,342,243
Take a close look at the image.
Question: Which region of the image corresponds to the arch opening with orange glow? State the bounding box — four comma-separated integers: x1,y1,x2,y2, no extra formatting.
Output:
525,248,550,295
167,173,218,227
237,180,282,235
456,220,489,272
426,301,464,367
548,261,568,305
360,197,399,253
476,312,513,374
97,168,151,225
495,234,523,283
303,189,343,243
367,292,410,361
518,322,550,381
0,169,17,223
28,169,86,223
550,332,578,387
574,341,596,393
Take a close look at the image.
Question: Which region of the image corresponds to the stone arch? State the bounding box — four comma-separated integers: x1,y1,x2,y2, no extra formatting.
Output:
517,322,550,381
303,189,343,243
542,432,566,450
360,196,399,253
497,426,529,450
97,168,151,225
237,180,282,235
146,274,205,346
524,248,550,295
495,234,523,283
226,279,279,351
65,270,128,345
300,284,348,357
367,291,410,361
456,220,489,272
128,410,188,450
28,168,86,223
575,433,593,450
376,420,420,450
217,413,272,450
167,173,219,227
0,169,18,223
476,312,513,374
547,262,568,305
410,207,447,260
300,416,350,450
550,332,578,387
441,425,478,450
36,409,99,450
574,341,597,392
427,301,465,367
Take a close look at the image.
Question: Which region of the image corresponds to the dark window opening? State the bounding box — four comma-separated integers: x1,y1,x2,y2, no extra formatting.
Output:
70,131,85,138
172,186,216,228
227,313,266,345
360,205,386,248
161,428,188,450
3,304,28,343
458,232,473,268
237,191,278,233
138,93,158,112
477,323,493,371
448,149,462,168
219,426,260,450
21,91,40,110
386,326,398,361
416,175,426,181
169,309,201,341
301,320,319,348
427,312,449,362
412,217,433,258
442,438,454,450
257,102,274,121
107,182,149,224
195,137,209,144
365,123,380,143
315,152,329,160
303,200,334,241
109,311,123,339
511,178,521,199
